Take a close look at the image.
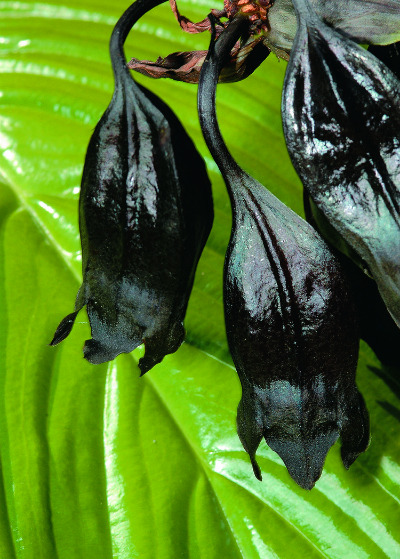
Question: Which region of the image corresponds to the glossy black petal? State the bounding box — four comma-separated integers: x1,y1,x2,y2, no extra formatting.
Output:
282,0,400,329
198,16,369,489
368,41,400,80
304,191,400,368
51,0,213,372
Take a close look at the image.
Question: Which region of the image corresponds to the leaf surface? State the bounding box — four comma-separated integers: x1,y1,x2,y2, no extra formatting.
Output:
0,1,399,558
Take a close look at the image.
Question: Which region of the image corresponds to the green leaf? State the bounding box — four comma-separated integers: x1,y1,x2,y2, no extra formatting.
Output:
0,1,399,558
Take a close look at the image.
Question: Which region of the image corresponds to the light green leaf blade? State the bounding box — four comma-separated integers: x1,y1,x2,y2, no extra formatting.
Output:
0,1,399,558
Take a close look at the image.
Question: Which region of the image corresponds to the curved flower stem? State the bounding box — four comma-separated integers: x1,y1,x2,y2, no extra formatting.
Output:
198,15,250,201
291,0,318,23
110,0,167,86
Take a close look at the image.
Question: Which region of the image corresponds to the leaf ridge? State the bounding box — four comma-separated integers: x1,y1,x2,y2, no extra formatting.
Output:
0,171,81,284
7,267,59,557
137,354,338,557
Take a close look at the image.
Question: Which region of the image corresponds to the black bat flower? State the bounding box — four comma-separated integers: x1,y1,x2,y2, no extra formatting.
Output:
282,0,400,328
51,0,213,373
198,16,369,489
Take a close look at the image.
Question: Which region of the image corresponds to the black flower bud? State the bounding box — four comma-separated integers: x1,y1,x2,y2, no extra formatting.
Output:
198,15,369,489
51,0,213,373
282,0,400,328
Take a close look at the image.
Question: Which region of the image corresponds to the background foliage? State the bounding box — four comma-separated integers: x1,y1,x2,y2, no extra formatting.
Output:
0,1,399,557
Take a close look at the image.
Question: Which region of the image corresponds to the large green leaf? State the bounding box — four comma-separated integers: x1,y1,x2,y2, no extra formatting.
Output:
1,1,399,557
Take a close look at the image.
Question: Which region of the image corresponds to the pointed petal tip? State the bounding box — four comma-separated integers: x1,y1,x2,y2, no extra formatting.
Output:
282,451,320,490
341,443,368,470
50,310,79,346
138,324,185,374
341,456,352,470
293,471,318,491
138,359,152,376
339,389,370,469
267,429,339,490
138,352,162,375
341,447,357,470
287,462,319,491
250,455,262,481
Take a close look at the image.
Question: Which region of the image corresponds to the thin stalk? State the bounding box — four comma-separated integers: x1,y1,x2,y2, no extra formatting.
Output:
198,15,250,194
110,0,167,86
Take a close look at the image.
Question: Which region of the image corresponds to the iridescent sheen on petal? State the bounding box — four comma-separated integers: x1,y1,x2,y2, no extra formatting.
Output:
198,15,369,489
282,0,400,327
51,0,213,372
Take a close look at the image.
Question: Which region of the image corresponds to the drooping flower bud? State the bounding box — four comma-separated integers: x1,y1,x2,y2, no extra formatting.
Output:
282,0,400,328
51,0,213,373
198,16,369,489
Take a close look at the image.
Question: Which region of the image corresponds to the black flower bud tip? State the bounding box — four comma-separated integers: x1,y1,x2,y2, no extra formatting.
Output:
50,0,213,372
198,14,369,489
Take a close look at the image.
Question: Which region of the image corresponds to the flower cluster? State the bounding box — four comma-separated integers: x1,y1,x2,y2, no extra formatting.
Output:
51,0,400,489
